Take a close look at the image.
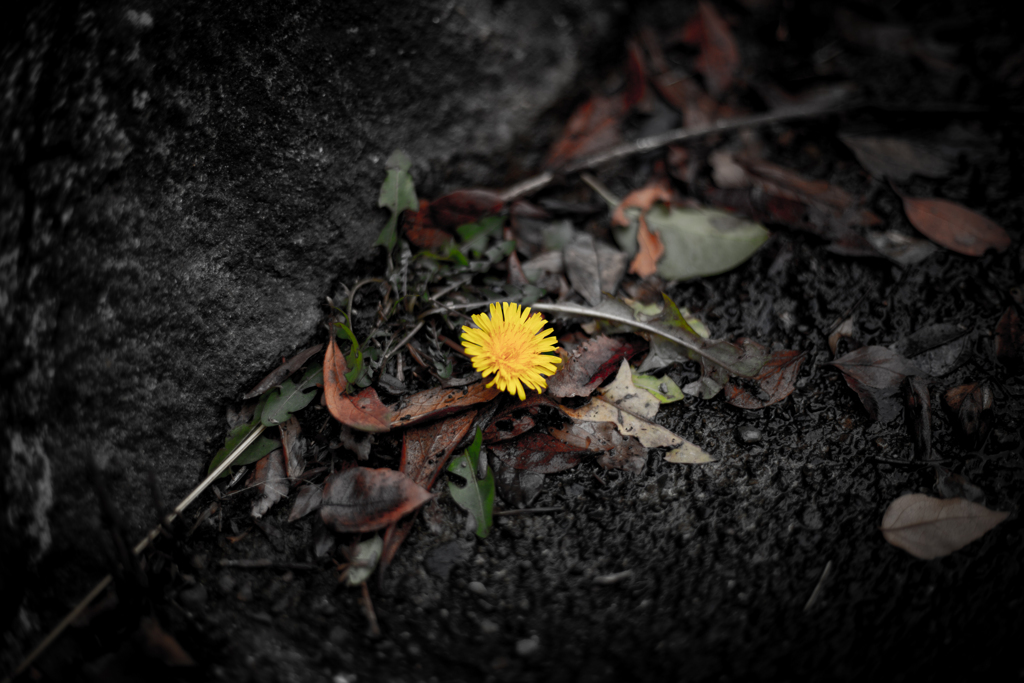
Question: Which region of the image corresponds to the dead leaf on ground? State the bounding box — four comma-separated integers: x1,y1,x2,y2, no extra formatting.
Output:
320,467,432,533
564,231,603,306
330,387,391,433
901,195,1011,257
430,189,506,229
902,376,931,460
547,335,630,398
381,411,478,571
544,95,625,170
250,449,289,519
244,344,323,399
401,199,453,250
934,467,985,505
840,134,955,181
829,346,925,423
724,349,806,409
995,306,1023,367
678,1,741,98
138,617,196,667
881,493,1008,560
491,433,588,474
279,416,306,479
630,217,666,278
288,483,323,522
390,381,502,428
483,394,559,443
944,382,993,442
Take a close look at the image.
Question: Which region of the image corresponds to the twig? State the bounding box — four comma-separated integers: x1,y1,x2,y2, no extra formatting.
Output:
493,506,565,517
218,559,317,570
7,423,267,682
381,320,424,364
500,102,845,202
803,560,833,612
360,582,381,638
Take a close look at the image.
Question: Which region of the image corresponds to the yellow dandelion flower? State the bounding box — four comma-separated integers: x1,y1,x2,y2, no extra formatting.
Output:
461,302,562,400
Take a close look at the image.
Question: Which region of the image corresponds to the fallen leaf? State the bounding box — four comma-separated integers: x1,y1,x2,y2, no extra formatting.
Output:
901,195,1011,257
595,432,648,473
545,95,624,170
610,183,673,249
138,617,196,667
654,70,719,128
320,467,432,533
902,376,931,460
840,134,955,181
447,429,495,538
430,189,505,229
564,231,603,306
680,1,741,98
944,382,993,442
492,459,544,508
243,344,323,399
629,217,666,278
329,387,391,433
401,199,453,250
561,359,682,449
262,364,323,427
631,372,686,403
547,335,629,398
995,306,1023,367
287,484,323,522
390,381,502,428
490,433,586,474
380,411,478,571
829,346,925,423
645,206,770,281
482,395,558,443
880,493,1008,560
664,441,715,464
344,535,383,586
376,150,419,253
737,156,855,210
279,416,306,479
724,350,806,409
934,467,985,505
250,449,289,519
623,40,647,109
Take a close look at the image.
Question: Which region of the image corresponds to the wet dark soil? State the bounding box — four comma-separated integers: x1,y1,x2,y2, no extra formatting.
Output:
4,1,1024,682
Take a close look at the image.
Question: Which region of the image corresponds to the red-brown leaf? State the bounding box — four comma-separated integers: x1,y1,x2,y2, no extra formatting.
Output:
243,344,324,399
902,196,1011,257
483,394,560,442
324,334,349,415
724,350,806,409
680,1,741,98
250,449,289,519
611,183,672,228
629,216,665,278
279,416,305,479
430,189,506,229
287,483,323,522
330,387,391,433
320,467,432,533
544,95,625,170
490,433,587,474
390,381,502,428
401,199,453,250
829,346,924,423
547,335,628,398
380,411,478,570
623,40,647,110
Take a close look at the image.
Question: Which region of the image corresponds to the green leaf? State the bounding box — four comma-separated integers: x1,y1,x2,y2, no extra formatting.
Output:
375,150,418,253
458,215,504,257
262,364,323,427
334,320,364,386
644,206,770,281
209,394,281,477
447,429,494,539
632,371,686,403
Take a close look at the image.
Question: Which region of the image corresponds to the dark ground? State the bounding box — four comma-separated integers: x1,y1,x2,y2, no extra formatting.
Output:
3,0,1023,681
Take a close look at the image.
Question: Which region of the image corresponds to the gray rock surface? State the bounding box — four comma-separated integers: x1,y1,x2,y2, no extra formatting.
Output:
0,0,621,663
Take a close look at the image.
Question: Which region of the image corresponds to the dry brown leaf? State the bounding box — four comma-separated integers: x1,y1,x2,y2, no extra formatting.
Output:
287,483,323,522
390,381,502,428
320,467,432,533
330,387,391,433
880,493,1008,560
547,335,628,398
901,195,1011,257
629,217,665,278
611,184,673,228
279,416,306,479
680,1,741,98
250,449,289,519
243,344,323,399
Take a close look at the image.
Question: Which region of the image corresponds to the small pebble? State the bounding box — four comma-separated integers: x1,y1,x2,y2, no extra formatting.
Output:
738,425,762,444
179,584,207,610
516,636,540,657
217,573,236,594
481,619,499,635
467,581,488,596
